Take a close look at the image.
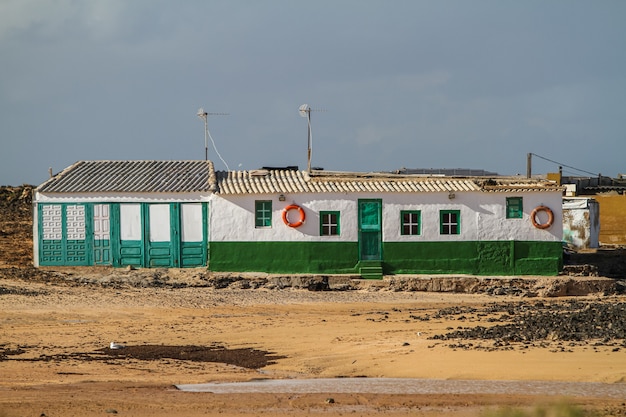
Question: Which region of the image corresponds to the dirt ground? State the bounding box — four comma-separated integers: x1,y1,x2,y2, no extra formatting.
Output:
1,185,626,416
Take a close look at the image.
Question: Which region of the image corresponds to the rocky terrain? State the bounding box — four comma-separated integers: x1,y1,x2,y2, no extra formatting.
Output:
429,300,626,351
0,184,33,267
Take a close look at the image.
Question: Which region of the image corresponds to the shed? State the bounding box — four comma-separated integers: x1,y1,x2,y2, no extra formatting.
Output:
33,160,215,268
562,197,600,250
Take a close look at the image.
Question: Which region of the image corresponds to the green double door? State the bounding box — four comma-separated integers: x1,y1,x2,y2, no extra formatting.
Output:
118,203,208,268
38,202,114,266
358,199,382,261
39,203,91,266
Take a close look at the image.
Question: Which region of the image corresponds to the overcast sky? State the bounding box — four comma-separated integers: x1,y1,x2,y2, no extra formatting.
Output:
1,0,625,186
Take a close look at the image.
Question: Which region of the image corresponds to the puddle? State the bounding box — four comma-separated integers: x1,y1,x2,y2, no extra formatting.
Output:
176,377,626,399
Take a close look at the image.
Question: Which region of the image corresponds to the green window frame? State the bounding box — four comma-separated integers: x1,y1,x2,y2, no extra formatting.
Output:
255,200,272,228
506,197,523,219
320,211,340,236
401,210,421,235
440,210,460,235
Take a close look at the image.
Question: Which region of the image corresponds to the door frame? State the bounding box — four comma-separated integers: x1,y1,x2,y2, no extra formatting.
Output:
358,199,383,261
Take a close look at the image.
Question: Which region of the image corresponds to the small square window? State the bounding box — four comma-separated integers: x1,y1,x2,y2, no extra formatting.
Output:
401,210,421,235
320,211,340,236
440,210,460,235
255,201,272,228
506,197,523,219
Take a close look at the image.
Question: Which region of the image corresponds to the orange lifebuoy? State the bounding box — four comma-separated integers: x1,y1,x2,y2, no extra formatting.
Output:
282,204,305,228
531,206,554,229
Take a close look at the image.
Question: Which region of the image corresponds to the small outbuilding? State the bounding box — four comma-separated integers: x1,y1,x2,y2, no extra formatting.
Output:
562,197,600,250
33,161,564,276
33,160,214,268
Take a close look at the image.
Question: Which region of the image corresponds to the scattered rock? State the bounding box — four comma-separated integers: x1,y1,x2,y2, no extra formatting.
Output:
562,264,599,276
430,301,626,350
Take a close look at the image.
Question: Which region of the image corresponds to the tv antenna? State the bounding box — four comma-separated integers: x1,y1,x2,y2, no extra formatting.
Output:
196,108,230,169
299,104,325,173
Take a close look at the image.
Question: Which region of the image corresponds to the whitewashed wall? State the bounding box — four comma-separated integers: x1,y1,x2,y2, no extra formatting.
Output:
210,191,563,242
474,192,564,242
209,194,359,242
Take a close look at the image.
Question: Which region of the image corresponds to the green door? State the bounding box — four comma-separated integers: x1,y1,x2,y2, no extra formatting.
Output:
118,203,143,267
93,204,112,265
358,199,382,261
146,204,178,267
179,203,208,267
39,203,91,266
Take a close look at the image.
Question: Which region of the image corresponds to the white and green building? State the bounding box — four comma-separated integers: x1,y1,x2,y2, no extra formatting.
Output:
33,160,213,268
34,160,564,276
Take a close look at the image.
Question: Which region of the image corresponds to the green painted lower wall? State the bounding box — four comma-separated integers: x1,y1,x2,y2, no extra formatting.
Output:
209,241,359,274
208,240,563,276
383,241,562,276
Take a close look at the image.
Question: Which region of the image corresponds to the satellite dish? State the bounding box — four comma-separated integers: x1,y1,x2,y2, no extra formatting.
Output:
299,104,310,118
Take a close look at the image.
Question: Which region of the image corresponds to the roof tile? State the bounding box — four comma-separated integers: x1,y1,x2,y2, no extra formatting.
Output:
216,169,560,195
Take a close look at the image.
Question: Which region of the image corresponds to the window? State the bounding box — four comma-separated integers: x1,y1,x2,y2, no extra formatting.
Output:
320,211,340,236
401,210,421,235
506,197,523,219
440,210,460,235
255,201,272,227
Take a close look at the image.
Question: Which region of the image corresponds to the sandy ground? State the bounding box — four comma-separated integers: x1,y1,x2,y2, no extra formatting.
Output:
1,185,624,415
1,275,625,417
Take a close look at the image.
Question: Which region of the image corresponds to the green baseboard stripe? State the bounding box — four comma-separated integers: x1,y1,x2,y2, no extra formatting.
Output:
208,240,563,276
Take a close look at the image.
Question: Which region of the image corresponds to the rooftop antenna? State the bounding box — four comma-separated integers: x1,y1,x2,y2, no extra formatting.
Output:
299,104,325,173
196,108,229,169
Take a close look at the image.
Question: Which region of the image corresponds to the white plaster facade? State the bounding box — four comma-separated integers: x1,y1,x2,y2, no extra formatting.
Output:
209,191,563,243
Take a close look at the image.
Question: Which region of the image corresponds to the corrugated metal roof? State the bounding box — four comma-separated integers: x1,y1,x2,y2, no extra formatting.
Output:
216,169,561,194
37,160,216,193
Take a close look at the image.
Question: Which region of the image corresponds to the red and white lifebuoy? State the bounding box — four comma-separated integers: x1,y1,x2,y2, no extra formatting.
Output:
530,206,554,229
282,204,305,228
